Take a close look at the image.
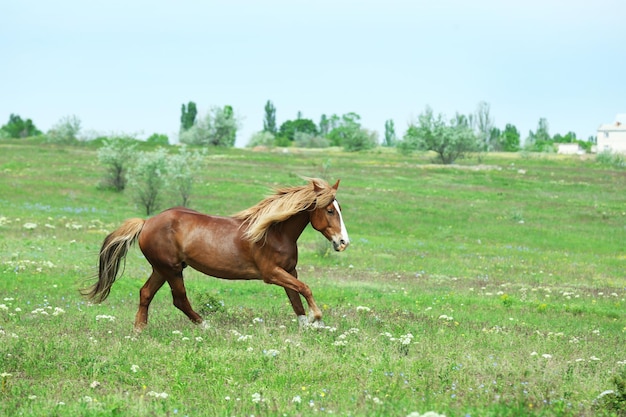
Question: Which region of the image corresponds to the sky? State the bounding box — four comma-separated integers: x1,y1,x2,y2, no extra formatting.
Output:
2,0,625,147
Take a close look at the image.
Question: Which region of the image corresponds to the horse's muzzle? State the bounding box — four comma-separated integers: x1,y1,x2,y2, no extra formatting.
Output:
333,238,349,252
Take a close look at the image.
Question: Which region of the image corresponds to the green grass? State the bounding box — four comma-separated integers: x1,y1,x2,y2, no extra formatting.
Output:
0,140,625,416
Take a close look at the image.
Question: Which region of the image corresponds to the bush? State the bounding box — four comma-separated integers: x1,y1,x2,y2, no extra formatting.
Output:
97,137,138,191
294,132,329,148
595,367,626,415
46,115,81,144
247,131,276,148
596,150,625,168
127,148,169,215
400,108,479,164
146,133,169,146
179,106,239,147
167,147,205,207
342,128,378,152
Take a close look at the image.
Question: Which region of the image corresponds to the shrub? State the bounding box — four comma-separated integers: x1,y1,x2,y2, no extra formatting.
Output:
97,137,138,191
46,115,81,144
294,132,329,148
399,107,479,164
127,148,169,215
167,146,205,207
247,131,276,148
146,133,169,146
342,128,378,151
596,150,625,168
595,367,626,415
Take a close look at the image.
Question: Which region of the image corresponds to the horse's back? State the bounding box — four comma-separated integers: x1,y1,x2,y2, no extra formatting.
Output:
138,207,253,276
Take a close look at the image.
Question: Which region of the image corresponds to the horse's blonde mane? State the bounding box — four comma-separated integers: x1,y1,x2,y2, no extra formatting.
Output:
233,178,337,243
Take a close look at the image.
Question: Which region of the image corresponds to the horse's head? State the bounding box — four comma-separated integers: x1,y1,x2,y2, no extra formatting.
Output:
310,179,350,252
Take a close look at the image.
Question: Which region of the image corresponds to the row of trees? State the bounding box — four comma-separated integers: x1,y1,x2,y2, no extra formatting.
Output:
248,101,380,151
2,100,596,164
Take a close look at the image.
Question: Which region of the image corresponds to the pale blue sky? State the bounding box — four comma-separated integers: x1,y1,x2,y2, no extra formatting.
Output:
2,0,624,146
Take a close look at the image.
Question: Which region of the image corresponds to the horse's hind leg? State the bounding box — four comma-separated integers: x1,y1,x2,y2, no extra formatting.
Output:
135,270,166,332
167,274,203,325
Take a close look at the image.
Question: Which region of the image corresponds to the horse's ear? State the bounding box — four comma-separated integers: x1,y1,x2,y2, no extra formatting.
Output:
332,179,340,190
313,180,324,193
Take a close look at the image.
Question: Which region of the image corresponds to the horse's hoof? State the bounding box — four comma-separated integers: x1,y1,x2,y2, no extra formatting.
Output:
297,315,308,327
309,319,325,329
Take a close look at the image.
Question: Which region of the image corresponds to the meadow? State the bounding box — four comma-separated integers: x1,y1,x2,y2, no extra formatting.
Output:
0,139,625,416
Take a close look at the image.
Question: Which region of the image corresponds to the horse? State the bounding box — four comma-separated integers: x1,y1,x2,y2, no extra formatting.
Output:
82,178,350,331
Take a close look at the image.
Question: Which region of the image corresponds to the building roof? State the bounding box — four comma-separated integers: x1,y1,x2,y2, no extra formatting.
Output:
598,121,626,132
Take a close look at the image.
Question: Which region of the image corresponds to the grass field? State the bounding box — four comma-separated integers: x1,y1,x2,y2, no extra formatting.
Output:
0,139,625,416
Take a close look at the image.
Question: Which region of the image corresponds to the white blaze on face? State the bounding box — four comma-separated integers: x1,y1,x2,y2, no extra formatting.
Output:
333,200,350,246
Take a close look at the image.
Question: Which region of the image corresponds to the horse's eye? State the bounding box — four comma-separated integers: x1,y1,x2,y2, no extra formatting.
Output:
327,209,335,215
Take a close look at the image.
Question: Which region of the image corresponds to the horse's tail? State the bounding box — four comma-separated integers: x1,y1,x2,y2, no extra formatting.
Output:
82,218,145,303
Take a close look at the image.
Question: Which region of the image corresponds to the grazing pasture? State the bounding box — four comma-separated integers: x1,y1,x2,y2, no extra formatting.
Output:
0,140,625,416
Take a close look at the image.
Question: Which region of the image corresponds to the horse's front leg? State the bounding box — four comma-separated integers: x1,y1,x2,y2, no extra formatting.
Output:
266,267,323,326
283,269,310,327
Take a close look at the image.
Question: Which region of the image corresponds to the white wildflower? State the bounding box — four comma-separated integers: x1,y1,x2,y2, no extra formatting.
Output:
264,349,280,357
147,391,168,399
292,395,302,404
131,364,140,373
23,223,37,230
356,306,371,312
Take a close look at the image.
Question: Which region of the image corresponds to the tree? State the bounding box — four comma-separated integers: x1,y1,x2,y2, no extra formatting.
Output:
97,137,138,191
179,105,240,147
128,148,169,215
213,105,237,147
326,112,361,147
278,118,318,142
500,124,520,152
474,101,495,151
166,146,205,207
526,118,553,152
319,114,330,137
1,114,42,138
263,100,277,135
384,119,397,147
180,101,197,132
47,115,81,143
399,106,479,164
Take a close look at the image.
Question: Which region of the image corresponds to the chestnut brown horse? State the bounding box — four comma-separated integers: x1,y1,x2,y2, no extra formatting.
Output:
83,178,350,331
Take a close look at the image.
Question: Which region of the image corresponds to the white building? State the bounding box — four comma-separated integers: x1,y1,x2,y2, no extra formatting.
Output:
597,114,626,153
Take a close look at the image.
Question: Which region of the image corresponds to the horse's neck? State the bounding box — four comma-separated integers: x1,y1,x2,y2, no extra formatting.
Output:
273,210,310,242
